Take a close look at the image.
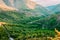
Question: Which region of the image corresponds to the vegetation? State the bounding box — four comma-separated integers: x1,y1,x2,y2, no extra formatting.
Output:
0,9,60,40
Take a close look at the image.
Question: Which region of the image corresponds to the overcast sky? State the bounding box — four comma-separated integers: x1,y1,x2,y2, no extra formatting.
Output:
32,0,60,7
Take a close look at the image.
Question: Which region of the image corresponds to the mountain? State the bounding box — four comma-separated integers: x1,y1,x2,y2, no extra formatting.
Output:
0,7,59,40
0,10,57,40
0,0,59,40
0,0,36,10
47,4,60,13
0,0,17,10
0,0,54,16
0,0,55,24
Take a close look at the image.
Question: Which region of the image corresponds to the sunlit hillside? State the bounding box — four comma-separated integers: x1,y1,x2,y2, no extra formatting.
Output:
0,9,60,40
0,0,60,40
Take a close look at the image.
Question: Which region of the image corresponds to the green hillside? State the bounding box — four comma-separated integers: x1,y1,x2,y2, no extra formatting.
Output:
0,8,48,24
0,0,60,40
0,10,39,24
0,9,60,40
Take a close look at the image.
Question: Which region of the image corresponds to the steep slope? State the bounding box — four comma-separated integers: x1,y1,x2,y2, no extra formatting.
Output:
47,4,60,13
0,9,58,40
0,0,55,25
0,0,36,10
0,5,17,11
0,0,17,10
0,0,59,40
0,0,55,24
3,0,36,9
0,10,41,24
0,0,54,16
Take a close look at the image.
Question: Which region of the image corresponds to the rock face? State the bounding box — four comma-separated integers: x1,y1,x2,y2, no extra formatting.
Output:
0,0,17,10
0,0,37,10
0,0,54,16
25,0,36,9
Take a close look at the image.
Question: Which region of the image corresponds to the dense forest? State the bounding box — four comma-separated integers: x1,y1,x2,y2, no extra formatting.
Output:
0,9,60,40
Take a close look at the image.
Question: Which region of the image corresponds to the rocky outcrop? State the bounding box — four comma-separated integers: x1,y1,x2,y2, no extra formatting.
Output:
0,0,17,10
0,0,37,10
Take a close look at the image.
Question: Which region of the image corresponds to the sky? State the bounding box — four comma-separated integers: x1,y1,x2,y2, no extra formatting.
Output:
32,0,60,7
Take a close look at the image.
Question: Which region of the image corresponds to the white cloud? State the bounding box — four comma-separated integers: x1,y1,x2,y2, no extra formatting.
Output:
32,0,60,7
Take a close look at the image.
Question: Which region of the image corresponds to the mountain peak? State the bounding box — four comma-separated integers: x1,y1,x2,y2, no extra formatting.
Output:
26,0,36,9
0,0,38,10
47,4,60,13
0,0,17,11
0,5,17,11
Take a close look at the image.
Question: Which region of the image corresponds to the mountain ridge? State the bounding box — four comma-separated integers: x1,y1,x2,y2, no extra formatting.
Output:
47,4,60,13
0,0,17,10
0,0,37,10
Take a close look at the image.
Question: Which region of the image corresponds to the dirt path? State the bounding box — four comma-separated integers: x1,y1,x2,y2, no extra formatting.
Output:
0,22,7,26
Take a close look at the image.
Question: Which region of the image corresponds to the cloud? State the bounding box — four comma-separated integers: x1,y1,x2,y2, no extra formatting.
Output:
32,0,60,7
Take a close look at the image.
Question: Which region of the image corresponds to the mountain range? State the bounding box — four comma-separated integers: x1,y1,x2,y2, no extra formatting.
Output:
47,4,60,13
0,0,37,10
0,0,54,16
0,1,60,40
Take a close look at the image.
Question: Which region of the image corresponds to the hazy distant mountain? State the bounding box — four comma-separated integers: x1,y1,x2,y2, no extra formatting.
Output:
47,4,60,13
0,0,17,10
0,0,37,10
0,0,54,16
